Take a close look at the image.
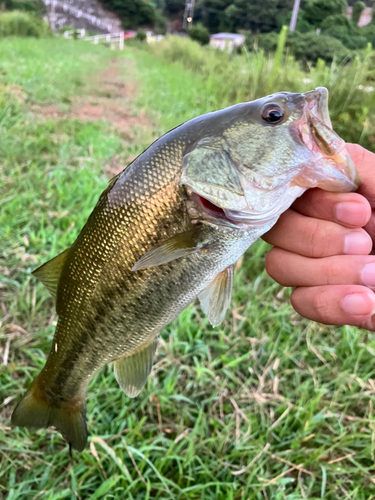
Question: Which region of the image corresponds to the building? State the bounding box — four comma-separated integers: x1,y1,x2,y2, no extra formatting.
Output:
210,33,245,52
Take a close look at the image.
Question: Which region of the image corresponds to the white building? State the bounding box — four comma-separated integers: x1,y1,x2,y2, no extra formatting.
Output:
210,33,245,52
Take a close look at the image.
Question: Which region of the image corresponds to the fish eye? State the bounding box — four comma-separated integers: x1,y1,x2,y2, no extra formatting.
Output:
261,103,284,124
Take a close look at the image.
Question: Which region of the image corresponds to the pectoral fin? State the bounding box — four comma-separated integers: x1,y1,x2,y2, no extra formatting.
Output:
199,265,233,328
131,226,209,271
114,338,158,398
32,248,70,299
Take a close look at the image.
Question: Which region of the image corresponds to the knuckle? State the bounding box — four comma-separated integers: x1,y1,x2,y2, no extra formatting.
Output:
322,258,343,285
302,219,339,258
301,219,323,257
311,288,332,324
265,249,285,284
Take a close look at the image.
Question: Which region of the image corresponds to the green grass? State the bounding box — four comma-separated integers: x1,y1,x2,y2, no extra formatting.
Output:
2,37,375,499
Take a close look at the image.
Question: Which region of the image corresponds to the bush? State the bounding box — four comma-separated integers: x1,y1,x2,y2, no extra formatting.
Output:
0,11,50,37
321,13,352,31
304,0,347,27
320,14,367,50
352,0,365,26
361,24,375,47
99,0,158,30
245,32,279,53
287,31,350,64
246,30,350,64
188,23,210,46
136,29,147,41
3,0,45,15
277,8,314,33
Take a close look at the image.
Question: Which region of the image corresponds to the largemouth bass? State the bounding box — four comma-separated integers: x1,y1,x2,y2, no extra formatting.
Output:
12,87,359,451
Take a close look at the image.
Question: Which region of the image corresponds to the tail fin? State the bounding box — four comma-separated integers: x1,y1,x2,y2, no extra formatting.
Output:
11,382,87,452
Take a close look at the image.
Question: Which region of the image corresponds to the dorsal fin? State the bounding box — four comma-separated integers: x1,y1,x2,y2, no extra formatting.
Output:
199,265,234,328
32,248,70,299
114,338,158,398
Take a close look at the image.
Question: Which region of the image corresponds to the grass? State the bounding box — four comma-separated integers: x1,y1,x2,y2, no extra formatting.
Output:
1,37,375,499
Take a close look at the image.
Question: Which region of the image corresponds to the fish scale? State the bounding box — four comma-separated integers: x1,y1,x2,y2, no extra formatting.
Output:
11,89,359,451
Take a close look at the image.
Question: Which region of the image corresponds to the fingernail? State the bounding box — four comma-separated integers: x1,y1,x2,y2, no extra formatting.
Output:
342,293,375,316
335,202,367,226
344,231,372,255
362,263,375,288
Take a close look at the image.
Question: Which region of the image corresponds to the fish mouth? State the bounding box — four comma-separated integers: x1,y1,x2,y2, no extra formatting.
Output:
190,192,239,227
190,191,283,228
298,87,360,190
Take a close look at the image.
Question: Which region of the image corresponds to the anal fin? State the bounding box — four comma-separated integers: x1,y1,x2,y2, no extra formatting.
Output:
199,265,234,328
114,338,158,398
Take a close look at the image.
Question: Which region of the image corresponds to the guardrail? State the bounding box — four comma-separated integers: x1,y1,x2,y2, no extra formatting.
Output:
63,29,126,50
62,29,163,50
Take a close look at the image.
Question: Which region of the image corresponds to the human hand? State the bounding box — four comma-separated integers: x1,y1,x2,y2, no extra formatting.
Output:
263,144,375,331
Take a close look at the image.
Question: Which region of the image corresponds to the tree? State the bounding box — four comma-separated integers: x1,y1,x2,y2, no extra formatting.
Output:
352,0,365,25
99,0,158,29
303,0,347,27
195,0,295,34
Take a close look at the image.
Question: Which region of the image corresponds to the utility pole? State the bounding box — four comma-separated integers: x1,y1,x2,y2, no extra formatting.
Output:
289,0,301,32
183,0,195,29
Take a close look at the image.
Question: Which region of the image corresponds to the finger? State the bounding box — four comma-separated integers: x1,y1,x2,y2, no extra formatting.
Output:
346,144,375,208
292,188,371,228
266,248,375,288
365,212,375,245
262,210,373,258
290,285,375,331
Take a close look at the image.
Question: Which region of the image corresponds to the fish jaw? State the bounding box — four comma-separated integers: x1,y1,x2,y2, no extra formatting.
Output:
294,87,360,192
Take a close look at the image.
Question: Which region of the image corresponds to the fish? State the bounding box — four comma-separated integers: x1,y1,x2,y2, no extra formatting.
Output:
11,87,359,452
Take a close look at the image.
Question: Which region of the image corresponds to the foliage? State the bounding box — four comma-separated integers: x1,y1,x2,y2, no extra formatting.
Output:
136,29,147,41
245,31,279,53
164,0,185,16
3,0,45,16
99,0,158,30
287,31,351,64
153,9,167,34
321,14,368,49
352,0,365,25
246,29,351,64
2,36,375,499
303,0,347,27
277,8,314,33
0,10,50,37
188,23,210,45
362,23,375,45
194,0,295,34
321,13,354,31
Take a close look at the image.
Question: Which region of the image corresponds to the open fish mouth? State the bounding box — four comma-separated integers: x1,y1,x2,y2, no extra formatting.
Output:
298,86,360,190
190,191,284,228
190,192,239,226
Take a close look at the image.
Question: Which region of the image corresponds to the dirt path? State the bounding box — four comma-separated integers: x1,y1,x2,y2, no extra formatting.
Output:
31,57,153,174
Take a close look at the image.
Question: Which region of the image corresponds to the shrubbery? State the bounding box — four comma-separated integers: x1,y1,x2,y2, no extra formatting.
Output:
3,0,45,15
136,30,147,41
0,10,51,38
188,23,210,45
288,31,350,63
246,30,350,64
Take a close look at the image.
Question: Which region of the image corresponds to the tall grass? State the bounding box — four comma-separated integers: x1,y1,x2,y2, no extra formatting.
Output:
147,36,375,151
